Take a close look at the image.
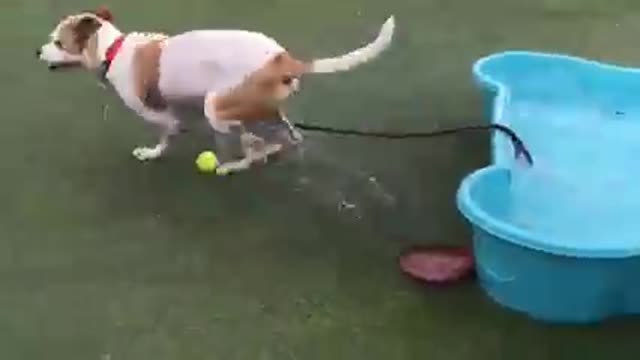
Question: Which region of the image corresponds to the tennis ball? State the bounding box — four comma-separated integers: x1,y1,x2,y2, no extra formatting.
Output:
196,151,218,172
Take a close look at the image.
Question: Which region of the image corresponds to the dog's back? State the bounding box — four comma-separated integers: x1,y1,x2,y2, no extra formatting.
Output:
158,30,285,104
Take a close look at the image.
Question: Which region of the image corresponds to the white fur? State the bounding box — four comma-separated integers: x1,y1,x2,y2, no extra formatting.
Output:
38,14,396,172
104,33,180,161
158,30,286,100
310,16,395,73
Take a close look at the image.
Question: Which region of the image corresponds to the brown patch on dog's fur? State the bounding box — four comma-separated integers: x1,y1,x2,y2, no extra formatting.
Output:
56,15,102,68
73,16,102,53
132,39,169,110
57,25,82,55
211,51,309,123
212,98,281,122
82,32,101,69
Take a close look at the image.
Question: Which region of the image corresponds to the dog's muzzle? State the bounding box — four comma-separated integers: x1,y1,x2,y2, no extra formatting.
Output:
36,47,81,71
46,63,64,71
46,62,82,71
36,48,59,70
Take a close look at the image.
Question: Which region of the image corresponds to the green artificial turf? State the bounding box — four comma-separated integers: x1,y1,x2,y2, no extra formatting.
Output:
3,0,640,358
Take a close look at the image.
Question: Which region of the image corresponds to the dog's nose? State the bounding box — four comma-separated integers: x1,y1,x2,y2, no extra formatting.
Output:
35,48,42,58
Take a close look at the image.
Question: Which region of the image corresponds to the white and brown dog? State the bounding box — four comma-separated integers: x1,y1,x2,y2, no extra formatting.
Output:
37,7,395,174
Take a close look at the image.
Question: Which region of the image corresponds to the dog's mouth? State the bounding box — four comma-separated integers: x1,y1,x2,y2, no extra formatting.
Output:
47,62,82,71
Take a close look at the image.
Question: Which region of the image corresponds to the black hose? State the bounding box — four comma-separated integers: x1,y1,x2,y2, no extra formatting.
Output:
293,122,533,165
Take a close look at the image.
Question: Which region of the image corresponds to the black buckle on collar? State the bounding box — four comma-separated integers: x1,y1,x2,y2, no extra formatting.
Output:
97,60,110,86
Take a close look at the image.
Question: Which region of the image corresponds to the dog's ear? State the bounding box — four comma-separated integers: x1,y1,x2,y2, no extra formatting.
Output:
94,6,114,22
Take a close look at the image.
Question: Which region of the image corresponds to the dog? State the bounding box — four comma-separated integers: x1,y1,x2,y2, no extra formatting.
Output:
37,6,395,174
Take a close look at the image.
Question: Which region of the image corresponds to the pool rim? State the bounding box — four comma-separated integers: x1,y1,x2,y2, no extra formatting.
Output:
456,165,640,259
472,50,640,166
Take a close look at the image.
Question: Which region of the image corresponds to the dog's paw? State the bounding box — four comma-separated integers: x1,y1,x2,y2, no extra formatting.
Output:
132,146,163,161
264,143,283,158
215,166,231,176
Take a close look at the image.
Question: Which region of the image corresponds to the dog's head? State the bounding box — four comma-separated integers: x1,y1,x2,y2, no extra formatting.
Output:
36,6,114,71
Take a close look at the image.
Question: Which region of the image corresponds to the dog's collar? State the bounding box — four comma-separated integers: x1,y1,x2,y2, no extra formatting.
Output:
98,35,126,83
105,35,126,66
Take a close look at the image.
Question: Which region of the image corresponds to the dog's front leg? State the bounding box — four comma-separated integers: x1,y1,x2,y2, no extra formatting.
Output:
132,109,179,161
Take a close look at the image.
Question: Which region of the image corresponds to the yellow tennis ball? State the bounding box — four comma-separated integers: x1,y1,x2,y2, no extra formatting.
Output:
196,151,218,172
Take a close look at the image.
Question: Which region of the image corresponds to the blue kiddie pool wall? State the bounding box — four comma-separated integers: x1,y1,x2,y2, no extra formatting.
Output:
457,51,640,323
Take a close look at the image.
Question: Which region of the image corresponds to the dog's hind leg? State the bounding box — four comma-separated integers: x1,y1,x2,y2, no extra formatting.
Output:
132,109,180,161
278,110,303,144
214,134,282,174
204,92,282,174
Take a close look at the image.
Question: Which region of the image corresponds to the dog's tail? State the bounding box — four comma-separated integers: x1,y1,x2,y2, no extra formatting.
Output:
307,16,395,74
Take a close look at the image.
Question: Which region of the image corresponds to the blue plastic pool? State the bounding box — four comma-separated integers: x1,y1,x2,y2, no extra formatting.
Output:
457,51,640,323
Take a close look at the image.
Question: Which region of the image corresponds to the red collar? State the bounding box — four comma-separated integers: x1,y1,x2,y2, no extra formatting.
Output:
104,35,126,70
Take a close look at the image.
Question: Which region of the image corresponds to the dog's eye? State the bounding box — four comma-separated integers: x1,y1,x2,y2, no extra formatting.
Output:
53,40,63,49
282,77,293,85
